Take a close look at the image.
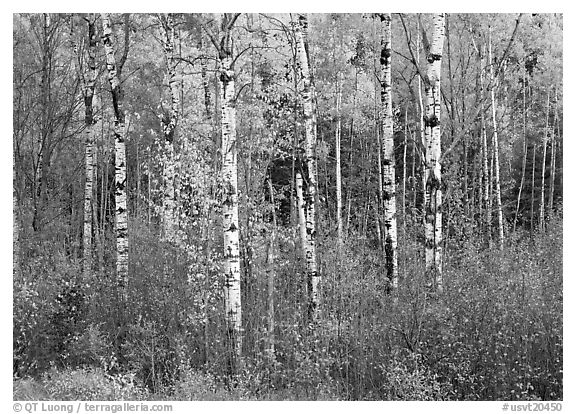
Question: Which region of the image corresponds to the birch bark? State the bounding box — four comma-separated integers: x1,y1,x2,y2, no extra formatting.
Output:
513,74,528,233
378,13,398,291
81,14,98,280
423,14,445,293
220,52,242,362
488,26,504,249
295,14,320,319
548,89,557,217
335,72,343,247
539,89,551,230
203,14,243,366
102,13,129,301
159,13,181,239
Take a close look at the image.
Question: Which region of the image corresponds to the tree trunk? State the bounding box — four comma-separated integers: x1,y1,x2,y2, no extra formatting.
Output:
488,26,504,249
13,152,20,278
378,13,398,291
81,14,98,280
416,17,426,219
479,44,491,244
423,14,445,293
335,72,343,247
203,13,243,369
345,70,358,236
159,13,182,239
513,74,528,233
530,132,537,234
539,89,551,230
374,73,385,250
295,14,319,320
199,32,212,119
296,172,307,256
220,53,242,365
102,13,129,302
33,13,52,233
266,178,277,360
548,88,557,217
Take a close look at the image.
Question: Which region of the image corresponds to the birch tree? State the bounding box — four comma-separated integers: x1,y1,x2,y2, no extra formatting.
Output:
203,13,243,367
296,172,308,255
548,88,558,217
266,178,277,359
488,25,504,249
539,89,551,230
335,72,343,247
377,13,398,291
79,14,99,280
158,13,182,238
423,14,445,292
513,73,528,233
102,13,129,301
294,13,320,320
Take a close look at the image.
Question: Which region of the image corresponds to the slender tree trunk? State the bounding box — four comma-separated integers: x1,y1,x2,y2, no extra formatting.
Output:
374,72,385,250
159,13,182,239
488,27,504,249
289,40,299,226
479,44,491,244
423,14,445,293
530,132,537,234
513,74,528,233
539,89,551,230
345,70,358,235
403,107,408,223
378,13,398,291
266,178,277,360
199,32,212,119
295,14,319,320
33,13,52,233
13,152,20,278
335,72,343,247
416,17,426,219
296,172,307,256
81,14,98,280
548,88,557,217
102,13,129,302
411,124,417,211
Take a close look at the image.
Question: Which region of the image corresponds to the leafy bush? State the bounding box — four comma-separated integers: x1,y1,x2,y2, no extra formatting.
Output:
14,368,148,400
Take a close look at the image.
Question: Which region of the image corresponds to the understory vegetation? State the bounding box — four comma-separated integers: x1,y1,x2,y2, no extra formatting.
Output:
14,214,562,400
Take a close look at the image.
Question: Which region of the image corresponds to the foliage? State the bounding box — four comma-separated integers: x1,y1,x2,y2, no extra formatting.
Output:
14,368,148,401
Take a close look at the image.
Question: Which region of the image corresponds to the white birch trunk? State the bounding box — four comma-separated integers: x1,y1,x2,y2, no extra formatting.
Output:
488,27,504,249
219,54,242,361
379,13,398,291
296,172,307,256
548,89,557,216
423,14,445,293
479,45,491,243
513,74,528,233
335,72,343,247
295,14,319,319
266,178,277,359
82,15,98,280
102,13,129,302
539,89,551,230
13,152,20,278
159,13,181,239
417,18,426,217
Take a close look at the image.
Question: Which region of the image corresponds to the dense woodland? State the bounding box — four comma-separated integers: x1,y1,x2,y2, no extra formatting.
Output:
13,13,562,401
